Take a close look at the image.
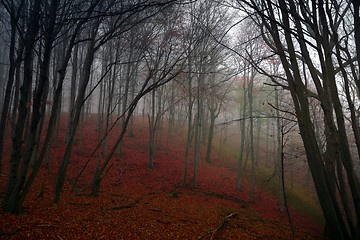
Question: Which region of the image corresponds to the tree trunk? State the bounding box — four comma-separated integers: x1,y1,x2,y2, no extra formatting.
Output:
275,86,285,212
183,48,193,186
248,70,255,202
0,0,25,174
205,110,215,163
3,0,43,213
117,29,137,157
193,73,204,188
55,21,99,203
66,43,79,142
148,86,157,168
237,80,247,191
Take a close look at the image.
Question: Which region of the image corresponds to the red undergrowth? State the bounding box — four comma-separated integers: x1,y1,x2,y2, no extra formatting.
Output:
0,114,325,239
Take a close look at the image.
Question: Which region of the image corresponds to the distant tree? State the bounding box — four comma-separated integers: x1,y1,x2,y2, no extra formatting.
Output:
188,0,233,187
182,2,196,187
237,74,247,191
234,20,267,202
90,2,187,195
204,72,229,164
145,8,182,168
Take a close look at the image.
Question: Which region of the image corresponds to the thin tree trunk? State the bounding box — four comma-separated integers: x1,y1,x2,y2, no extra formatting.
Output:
55,21,99,203
205,111,215,163
183,50,193,186
117,48,132,156
248,71,255,202
275,86,285,212
148,86,157,168
237,81,247,191
193,107,200,188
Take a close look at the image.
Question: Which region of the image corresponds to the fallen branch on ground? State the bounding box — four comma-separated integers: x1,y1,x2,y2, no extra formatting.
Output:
149,208,162,212
67,202,91,206
35,224,60,228
56,235,64,240
106,193,133,198
109,191,161,211
198,213,238,240
192,188,248,205
110,199,140,210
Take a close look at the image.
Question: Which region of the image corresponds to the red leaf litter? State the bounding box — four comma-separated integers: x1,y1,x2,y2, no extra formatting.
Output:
0,114,325,239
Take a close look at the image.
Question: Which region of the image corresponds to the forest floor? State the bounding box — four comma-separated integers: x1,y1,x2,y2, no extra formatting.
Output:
0,114,325,239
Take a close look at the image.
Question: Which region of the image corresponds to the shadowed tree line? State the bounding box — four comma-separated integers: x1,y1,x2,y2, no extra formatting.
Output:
0,0,188,213
0,0,235,214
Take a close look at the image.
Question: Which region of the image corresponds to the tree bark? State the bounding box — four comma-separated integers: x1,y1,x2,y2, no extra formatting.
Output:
0,0,25,174
55,21,99,203
4,0,43,213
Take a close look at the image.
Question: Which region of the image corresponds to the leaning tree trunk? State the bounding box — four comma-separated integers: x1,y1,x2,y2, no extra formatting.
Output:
55,22,99,203
269,1,349,237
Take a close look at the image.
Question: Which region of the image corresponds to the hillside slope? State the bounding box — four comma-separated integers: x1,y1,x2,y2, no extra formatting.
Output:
0,115,324,239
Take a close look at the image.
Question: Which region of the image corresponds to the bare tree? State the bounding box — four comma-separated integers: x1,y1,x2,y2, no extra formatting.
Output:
0,0,26,174
235,0,360,238
3,0,44,213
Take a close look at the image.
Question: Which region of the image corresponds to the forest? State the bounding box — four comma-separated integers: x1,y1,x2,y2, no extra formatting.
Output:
0,0,359,239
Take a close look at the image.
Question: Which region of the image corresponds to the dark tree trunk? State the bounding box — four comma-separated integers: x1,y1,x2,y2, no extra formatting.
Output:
0,0,25,174
55,21,99,203
3,0,43,213
205,110,215,163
